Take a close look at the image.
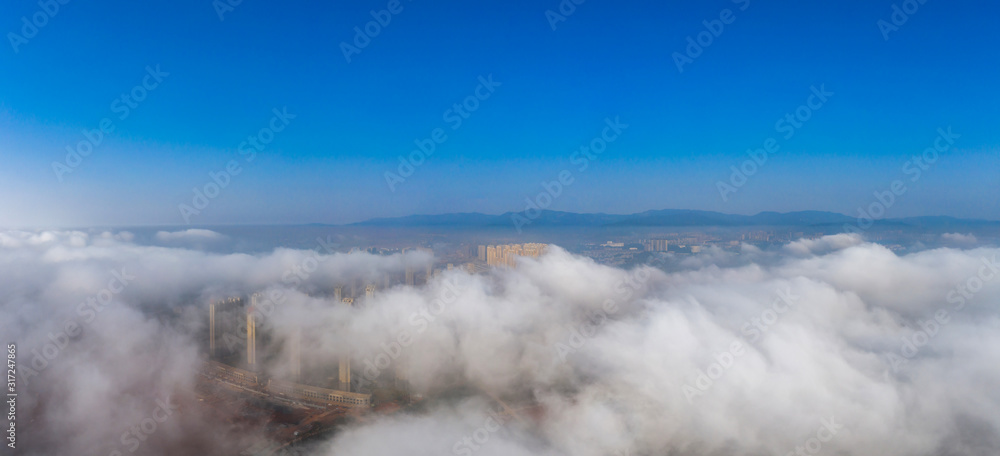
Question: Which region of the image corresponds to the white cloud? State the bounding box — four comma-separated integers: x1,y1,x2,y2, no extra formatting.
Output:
942,232,978,245
783,232,863,256
3,232,1000,455
154,229,225,242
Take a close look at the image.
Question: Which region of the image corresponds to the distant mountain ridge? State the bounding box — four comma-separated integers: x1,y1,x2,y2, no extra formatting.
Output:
349,210,999,228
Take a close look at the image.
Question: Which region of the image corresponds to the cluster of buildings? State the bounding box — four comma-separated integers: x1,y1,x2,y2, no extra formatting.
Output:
477,243,547,268
204,271,429,410
578,237,713,266
580,231,836,265
199,241,554,410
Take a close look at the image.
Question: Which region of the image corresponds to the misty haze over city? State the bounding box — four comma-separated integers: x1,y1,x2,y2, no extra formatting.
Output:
2,1,999,455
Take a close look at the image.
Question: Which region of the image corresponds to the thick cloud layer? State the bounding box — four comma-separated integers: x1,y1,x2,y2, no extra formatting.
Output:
2,229,999,455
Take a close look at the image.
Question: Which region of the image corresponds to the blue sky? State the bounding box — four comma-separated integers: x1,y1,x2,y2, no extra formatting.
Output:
1,0,998,227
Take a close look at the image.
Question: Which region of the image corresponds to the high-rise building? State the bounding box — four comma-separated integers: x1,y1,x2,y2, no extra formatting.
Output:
338,356,351,392
247,293,260,367
643,239,669,252
339,296,353,391
485,243,547,268
290,329,301,380
208,296,245,361
209,301,216,356
478,245,487,261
